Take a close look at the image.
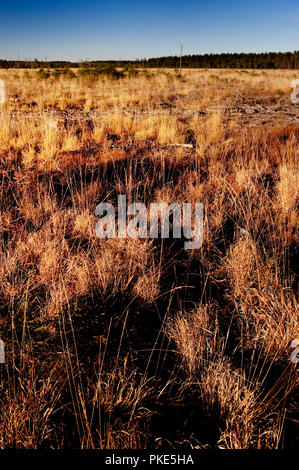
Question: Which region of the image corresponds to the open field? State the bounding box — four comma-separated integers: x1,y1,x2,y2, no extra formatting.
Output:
0,67,298,449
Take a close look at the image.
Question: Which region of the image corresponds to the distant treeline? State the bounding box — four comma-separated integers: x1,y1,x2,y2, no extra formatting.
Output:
144,51,299,69
1,51,299,69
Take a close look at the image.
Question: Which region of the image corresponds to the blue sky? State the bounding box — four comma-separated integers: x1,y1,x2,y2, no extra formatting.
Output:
0,0,298,60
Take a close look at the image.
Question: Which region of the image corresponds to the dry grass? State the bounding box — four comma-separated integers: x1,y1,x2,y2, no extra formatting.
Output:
0,67,298,449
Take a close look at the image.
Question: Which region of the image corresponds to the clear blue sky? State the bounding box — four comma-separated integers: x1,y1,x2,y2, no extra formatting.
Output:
0,0,298,61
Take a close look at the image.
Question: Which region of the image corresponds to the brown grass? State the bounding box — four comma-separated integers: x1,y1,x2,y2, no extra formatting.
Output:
0,67,298,449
